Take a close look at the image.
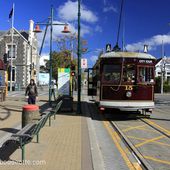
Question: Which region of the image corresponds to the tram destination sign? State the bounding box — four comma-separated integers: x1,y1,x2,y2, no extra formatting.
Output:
138,59,153,64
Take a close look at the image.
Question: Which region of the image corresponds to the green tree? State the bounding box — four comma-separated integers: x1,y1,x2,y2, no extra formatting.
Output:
46,50,77,81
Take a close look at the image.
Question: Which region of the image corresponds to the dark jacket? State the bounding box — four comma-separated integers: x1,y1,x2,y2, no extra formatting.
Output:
25,84,38,97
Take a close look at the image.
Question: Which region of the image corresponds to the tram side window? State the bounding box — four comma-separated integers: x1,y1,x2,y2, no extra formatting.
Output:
103,64,121,83
138,67,154,83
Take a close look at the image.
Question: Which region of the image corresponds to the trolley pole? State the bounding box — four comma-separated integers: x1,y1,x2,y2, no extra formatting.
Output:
77,0,81,114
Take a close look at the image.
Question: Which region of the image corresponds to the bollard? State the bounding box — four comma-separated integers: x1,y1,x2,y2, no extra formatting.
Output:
22,105,40,128
60,95,73,112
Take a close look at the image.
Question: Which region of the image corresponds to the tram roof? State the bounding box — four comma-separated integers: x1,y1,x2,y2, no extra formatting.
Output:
100,51,156,60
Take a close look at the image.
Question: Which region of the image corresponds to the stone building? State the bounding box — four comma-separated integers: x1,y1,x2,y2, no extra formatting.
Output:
0,20,39,90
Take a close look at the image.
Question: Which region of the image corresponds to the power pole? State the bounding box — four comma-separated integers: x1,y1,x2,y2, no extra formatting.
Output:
161,40,164,94
77,0,81,114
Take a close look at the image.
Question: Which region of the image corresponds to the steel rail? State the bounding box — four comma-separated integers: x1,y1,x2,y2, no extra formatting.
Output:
109,120,154,170
140,118,170,139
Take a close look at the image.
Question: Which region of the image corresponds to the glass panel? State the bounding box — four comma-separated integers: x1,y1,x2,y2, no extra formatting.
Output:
138,67,154,83
103,64,121,83
8,45,16,58
8,66,15,81
123,64,135,83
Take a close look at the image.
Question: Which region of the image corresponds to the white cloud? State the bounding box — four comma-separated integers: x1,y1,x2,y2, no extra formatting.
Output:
90,55,98,63
126,34,170,52
95,25,102,33
40,54,49,66
58,1,98,23
103,0,107,5
103,6,117,13
103,0,117,13
37,20,93,48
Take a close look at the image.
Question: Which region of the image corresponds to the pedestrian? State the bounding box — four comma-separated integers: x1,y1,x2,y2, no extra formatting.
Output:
50,81,57,101
25,79,38,104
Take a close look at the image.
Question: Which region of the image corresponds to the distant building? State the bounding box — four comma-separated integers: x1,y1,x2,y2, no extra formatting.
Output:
155,57,170,84
0,20,40,90
38,72,49,85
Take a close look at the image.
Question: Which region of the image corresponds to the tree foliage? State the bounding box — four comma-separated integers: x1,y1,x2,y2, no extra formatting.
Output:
45,50,77,81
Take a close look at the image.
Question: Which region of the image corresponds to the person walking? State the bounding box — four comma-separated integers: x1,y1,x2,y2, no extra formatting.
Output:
25,79,38,104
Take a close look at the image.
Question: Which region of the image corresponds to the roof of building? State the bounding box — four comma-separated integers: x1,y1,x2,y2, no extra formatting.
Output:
20,31,29,40
0,28,29,42
155,57,170,67
0,31,6,37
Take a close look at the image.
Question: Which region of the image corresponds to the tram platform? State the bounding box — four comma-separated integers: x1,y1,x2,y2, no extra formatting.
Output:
0,95,96,170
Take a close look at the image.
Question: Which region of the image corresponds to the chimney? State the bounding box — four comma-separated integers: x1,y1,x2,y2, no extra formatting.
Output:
29,20,34,45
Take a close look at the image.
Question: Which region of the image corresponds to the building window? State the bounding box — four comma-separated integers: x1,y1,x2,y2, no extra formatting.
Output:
7,44,16,58
8,66,16,81
167,72,170,75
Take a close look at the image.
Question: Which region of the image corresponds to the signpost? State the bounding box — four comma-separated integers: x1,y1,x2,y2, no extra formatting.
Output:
81,58,87,69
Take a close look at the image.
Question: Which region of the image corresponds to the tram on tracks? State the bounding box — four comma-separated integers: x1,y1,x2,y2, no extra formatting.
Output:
87,50,156,114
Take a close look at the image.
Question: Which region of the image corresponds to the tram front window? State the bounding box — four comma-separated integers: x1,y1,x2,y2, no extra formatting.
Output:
138,67,154,83
123,64,135,83
103,64,121,83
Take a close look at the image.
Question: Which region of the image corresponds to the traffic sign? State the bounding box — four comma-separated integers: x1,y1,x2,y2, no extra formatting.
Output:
81,58,87,69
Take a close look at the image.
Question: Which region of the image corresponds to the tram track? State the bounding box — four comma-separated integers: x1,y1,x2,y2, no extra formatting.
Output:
106,116,170,170
108,120,154,170
88,102,170,169
139,118,170,139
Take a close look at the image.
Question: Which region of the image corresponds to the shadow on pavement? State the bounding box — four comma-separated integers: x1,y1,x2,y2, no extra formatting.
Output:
0,142,19,161
0,128,19,134
0,110,11,121
148,117,170,122
56,101,141,121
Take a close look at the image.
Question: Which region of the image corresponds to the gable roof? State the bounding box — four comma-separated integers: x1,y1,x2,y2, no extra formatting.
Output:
0,27,29,43
155,57,170,67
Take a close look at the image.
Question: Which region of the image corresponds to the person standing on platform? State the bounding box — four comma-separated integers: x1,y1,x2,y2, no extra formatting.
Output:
25,79,38,104
50,81,57,101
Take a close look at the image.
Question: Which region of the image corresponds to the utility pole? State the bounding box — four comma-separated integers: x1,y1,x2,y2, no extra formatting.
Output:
77,0,81,114
10,3,15,91
161,40,164,94
49,6,53,105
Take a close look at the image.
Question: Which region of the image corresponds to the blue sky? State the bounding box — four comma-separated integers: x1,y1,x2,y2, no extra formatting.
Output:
1,0,170,67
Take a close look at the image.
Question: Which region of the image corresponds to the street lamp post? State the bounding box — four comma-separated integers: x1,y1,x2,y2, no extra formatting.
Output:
161,40,165,94
34,6,69,105
77,0,81,114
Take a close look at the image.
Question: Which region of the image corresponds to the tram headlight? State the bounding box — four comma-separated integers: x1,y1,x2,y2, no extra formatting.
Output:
126,91,132,98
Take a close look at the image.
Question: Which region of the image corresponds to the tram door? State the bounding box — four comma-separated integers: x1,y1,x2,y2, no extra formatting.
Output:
87,68,97,96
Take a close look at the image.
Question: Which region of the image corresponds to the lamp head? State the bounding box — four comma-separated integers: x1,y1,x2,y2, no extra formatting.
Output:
62,25,71,33
33,25,42,33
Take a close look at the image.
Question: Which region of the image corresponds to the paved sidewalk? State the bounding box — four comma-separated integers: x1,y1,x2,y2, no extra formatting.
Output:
0,95,91,170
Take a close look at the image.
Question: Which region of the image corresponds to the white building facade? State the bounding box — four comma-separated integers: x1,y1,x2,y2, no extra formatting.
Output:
155,57,170,84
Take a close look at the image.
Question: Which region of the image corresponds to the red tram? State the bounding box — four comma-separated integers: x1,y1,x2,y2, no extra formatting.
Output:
88,51,156,114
